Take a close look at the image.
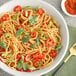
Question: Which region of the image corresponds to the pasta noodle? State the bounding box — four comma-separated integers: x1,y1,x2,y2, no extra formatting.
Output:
0,5,61,72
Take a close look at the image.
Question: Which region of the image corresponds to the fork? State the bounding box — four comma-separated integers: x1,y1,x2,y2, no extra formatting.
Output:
52,43,76,76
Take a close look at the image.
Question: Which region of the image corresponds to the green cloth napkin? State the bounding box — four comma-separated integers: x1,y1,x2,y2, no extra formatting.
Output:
43,26,76,76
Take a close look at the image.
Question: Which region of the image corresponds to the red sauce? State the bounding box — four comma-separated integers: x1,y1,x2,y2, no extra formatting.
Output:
65,0,76,15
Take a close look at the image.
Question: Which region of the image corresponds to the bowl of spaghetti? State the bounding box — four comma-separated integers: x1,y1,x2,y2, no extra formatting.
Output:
0,0,69,76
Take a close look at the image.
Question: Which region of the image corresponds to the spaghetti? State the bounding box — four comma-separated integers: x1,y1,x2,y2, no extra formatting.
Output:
0,5,61,72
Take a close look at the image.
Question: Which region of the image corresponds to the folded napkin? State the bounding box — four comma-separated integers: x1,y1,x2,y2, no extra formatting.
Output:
43,26,76,76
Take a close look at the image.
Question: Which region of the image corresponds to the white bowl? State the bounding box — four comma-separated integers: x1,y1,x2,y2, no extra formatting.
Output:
61,0,76,17
0,0,69,76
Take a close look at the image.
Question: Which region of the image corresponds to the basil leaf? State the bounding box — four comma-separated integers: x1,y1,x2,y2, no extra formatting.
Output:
16,28,24,37
23,6,31,9
55,45,62,51
30,44,35,49
48,21,53,27
1,40,7,49
29,66,36,70
22,35,30,43
12,14,18,20
23,64,29,71
4,33,9,37
17,62,23,70
36,37,40,46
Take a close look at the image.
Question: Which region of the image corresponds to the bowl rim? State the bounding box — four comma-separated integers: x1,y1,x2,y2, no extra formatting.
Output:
0,0,69,76
61,0,76,17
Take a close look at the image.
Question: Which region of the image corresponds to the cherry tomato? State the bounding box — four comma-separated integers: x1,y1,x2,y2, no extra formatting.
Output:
16,68,24,72
33,60,40,68
49,50,57,58
38,8,44,15
32,51,45,60
14,5,22,12
0,30,3,37
23,10,30,18
0,48,6,52
16,53,22,61
45,38,55,47
1,14,9,22
24,54,31,62
16,25,24,30
46,20,50,25
26,70,34,72
31,32,37,38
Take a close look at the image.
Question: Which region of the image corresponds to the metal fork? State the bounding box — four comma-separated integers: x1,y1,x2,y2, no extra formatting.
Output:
52,43,76,76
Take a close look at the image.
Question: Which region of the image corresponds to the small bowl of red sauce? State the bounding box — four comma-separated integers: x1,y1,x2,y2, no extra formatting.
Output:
61,0,76,17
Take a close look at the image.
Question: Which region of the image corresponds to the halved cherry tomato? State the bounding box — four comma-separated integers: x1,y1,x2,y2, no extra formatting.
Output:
38,8,44,15
16,25,24,30
49,50,57,58
16,68,24,72
31,32,37,38
16,53,22,61
46,20,50,25
1,14,9,22
26,70,34,72
24,54,31,62
33,60,40,68
45,38,55,47
23,10,30,18
0,48,6,52
32,51,45,60
14,5,22,12
0,30,3,37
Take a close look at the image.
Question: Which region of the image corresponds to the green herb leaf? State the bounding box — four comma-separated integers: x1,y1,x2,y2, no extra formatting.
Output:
24,32,29,36
36,37,40,46
6,54,12,57
34,16,38,21
48,21,53,27
29,16,37,26
22,35,30,43
41,33,44,37
17,62,23,70
23,6,31,9
30,44,35,49
42,37,46,40
9,58,13,61
4,33,9,37
55,45,62,51
35,6,41,11
25,11,28,17
2,53,5,56
19,55,24,63
12,14,18,20
29,66,36,70
16,28,24,37
23,64,29,71
1,40,7,49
